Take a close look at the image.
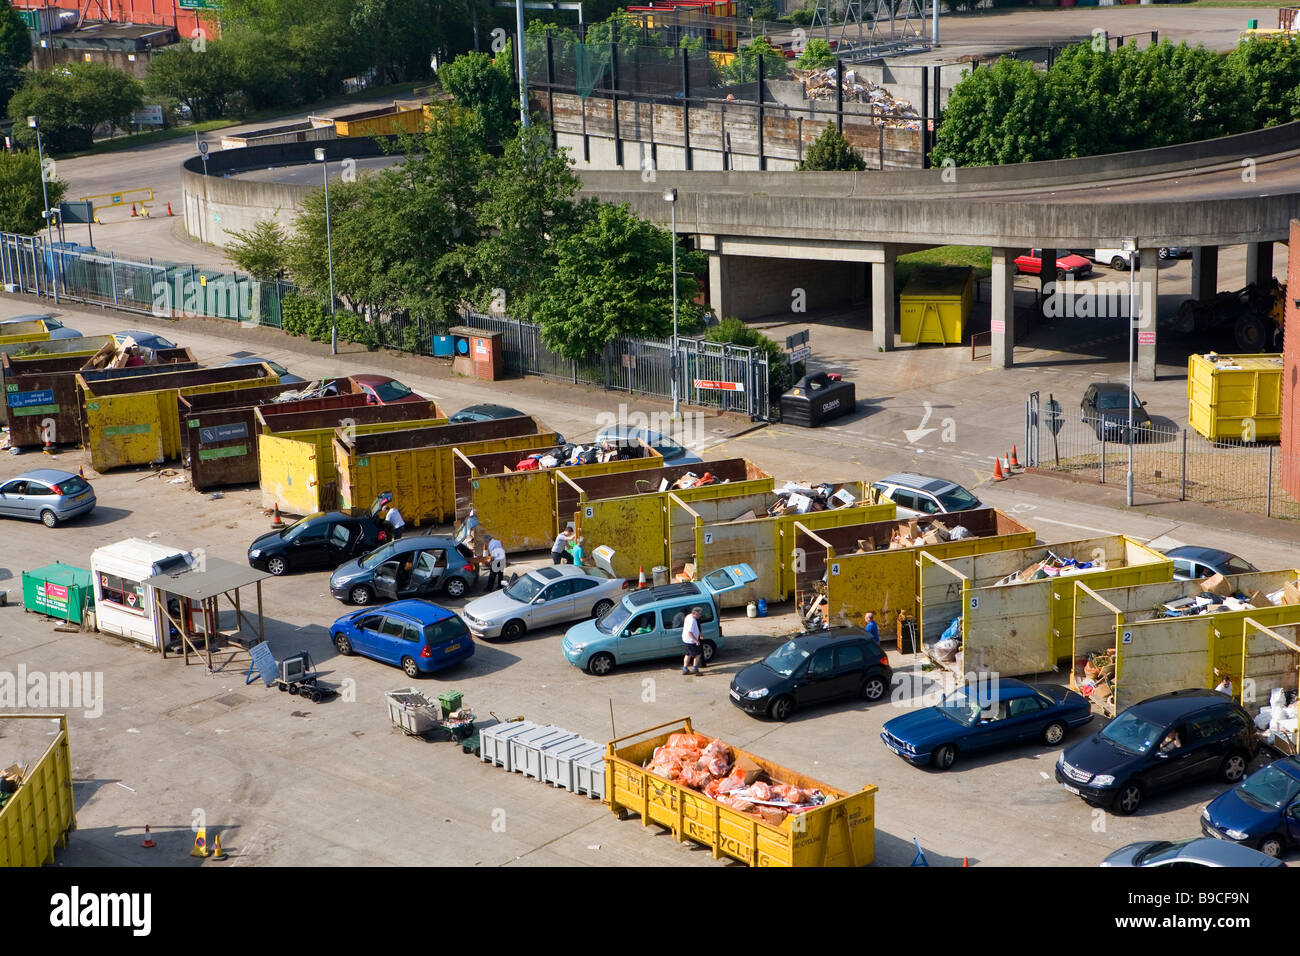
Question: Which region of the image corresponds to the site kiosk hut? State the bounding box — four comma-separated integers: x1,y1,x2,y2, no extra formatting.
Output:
90,539,196,648
141,557,271,671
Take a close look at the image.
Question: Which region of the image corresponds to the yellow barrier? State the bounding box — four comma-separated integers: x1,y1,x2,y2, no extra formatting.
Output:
78,185,155,215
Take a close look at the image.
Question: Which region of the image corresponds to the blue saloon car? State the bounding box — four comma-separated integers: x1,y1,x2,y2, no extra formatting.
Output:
330,599,473,678
1201,755,1300,859
881,678,1093,770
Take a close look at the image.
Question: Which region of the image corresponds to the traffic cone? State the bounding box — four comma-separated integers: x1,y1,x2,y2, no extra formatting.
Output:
637,566,646,589
140,825,155,849
130,204,138,217
166,201,174,216
211,832,226,860
42,425,54,455
1002,452,1012,474
1009,445,1020,469
992,458,1005,481
190,827,209,858
963,856,970,867
271,503,283,529
78,466,84,479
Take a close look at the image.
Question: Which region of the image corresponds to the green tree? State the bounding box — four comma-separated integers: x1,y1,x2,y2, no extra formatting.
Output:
532,202,706,360
351,0,440,85
215,0,366,102
930,56,1054,166
798,124,866,170
8,63,144,152
794,37,835,70
0,149,66,234
1229,37,1300,128
0,0,31,114
225,219,289,280
705,316,799,401
221,31,297,112
145,43,238,121
437,47,517,146
723,37,789,84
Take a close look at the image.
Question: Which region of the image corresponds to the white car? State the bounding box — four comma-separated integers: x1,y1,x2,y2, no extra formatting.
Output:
870,473,983,519
460,564,629,640
1078,248,1140,271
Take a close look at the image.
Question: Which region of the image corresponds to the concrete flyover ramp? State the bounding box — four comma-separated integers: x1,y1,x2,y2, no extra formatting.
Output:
578,121,1300,378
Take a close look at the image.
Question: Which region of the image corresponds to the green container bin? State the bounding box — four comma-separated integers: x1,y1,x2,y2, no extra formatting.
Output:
438,690,464,715
21,563,93,624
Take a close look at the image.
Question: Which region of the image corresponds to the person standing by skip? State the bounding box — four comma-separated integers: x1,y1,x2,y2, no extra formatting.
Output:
385,502,406,540
681,607,703,675
486,536,507,590
863,611,879,643
551,525,575,564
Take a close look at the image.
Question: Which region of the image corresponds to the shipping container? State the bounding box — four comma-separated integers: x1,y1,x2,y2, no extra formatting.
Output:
3,348,196,443
21,562,92,624
559,458,774,578
667,484,894,607
0,714,76,867
334,416,558,528
605,718,876,867
1187,352,1284,441
899,266,973,345
78,364,278,471
793,508,1037,632
1071,570,1300,715
918,535,1172,679
457,441,664,552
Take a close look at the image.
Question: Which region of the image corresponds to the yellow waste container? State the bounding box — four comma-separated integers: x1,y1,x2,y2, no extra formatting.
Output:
899,266,973,345
1187,352,1283,442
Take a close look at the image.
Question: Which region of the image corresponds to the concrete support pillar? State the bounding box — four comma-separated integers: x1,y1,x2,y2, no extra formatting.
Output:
1192,245,1218,302
708,253,732,320
1137,246,1159,382
990,247,1015,368
1246,241,1274,289
871,251,896,352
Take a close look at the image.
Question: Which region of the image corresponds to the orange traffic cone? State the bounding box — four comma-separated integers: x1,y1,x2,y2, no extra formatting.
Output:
130,203,138,217
992,458,1005,481
637,566,646,589
141,825,156,849
211,832,226,860
1009,445,1020,469
271,503,284,529
1002,453,1012,474
166,201,174,216
963,856,970,867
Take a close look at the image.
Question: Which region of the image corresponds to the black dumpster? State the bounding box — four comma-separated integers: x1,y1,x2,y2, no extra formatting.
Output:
780,373,855,427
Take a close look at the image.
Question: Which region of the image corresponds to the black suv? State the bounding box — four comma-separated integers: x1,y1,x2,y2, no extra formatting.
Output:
729,630,893,722
1056,689,1258,815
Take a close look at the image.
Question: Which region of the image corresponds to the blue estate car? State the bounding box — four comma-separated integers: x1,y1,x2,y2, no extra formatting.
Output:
330,599,473,678
881,678,1092,770
1201,755,1300,859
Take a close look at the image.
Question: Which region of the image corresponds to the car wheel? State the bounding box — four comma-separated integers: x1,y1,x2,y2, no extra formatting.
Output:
401,656,420,679
443,577,467,599
1259,834,1285,859
40,510,57,528
1043,721,1066,746
860,675,887,702
932,744,956,771
1055,267,1067,281
500,619,526,641
1159,247,1170,260
1110,257,1126,271
333,632,353,656
1221,751,1249,783
349,585,372,606
769,695,794,722
592,599,614,619
700,640,716,664
267,556,287,576
1112,781,1143,815
587,652,615,676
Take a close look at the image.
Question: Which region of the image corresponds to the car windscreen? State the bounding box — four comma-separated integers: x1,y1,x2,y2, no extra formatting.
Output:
1133,840,1187,865
763,640,811,677
424,615,468,644
1238,763,1300,810
359,542,398,569
1098,392,1140,411
1099,710,1163,754
504,573,545,603
596,601,634,635
936,486,980,512
372,380,413,402
937,692,981,726
56,476,90,496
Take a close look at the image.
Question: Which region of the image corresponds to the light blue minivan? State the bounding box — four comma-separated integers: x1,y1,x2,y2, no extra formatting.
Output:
561,564,756,676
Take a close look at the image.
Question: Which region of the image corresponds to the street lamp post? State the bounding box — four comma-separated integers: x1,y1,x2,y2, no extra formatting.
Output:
1122,237,1137,507
315,148,337,355
28,116,58,304
664,187,679,418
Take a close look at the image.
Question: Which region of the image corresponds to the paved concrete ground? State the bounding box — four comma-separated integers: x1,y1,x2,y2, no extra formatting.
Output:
3,293,1299,868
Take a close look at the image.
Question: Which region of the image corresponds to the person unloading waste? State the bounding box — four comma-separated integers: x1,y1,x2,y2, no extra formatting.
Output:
551,526,575,564
486,536,507,590
681,607,704,675
385,503,406,540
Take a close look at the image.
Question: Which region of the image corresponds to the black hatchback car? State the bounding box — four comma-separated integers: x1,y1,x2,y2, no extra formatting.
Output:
1056,689,1259,816
1081,382,1153,442
247,504,390,576
729,631,893,721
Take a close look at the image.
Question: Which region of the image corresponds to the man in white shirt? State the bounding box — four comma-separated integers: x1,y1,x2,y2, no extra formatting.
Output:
486,536,507,590
386,504,406,540
681,606,703,675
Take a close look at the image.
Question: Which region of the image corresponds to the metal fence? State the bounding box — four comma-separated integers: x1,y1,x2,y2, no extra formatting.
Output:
2,233,774,420
1026,391,1300,520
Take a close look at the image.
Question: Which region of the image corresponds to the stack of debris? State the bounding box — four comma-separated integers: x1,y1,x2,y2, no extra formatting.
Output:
1158,574,1300,617
1075,647,1118,707
79,337,155,370
646,732,827,826
1255,688,1299,752
889,517,969,549
792,67,920,126
0,763,26,812
513,441,639,471
765,481,858,516
994,550,1104,586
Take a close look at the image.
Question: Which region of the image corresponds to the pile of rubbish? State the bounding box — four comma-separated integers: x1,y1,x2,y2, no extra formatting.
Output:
792,67,920,126
765,481,859,517
994,551,1103,586
80,337,161,370
1254,688,1299,751
0,763,25,812
1075,647,1117,703
889,518,970,549
1158,574,1300,617
514,441,641,471
646,732,828,826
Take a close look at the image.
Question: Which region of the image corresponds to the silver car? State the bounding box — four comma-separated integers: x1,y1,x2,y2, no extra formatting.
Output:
0,469,96,527
461,564,628,640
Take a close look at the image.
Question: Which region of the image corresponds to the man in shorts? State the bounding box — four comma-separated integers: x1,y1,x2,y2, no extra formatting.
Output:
681,606,703,675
